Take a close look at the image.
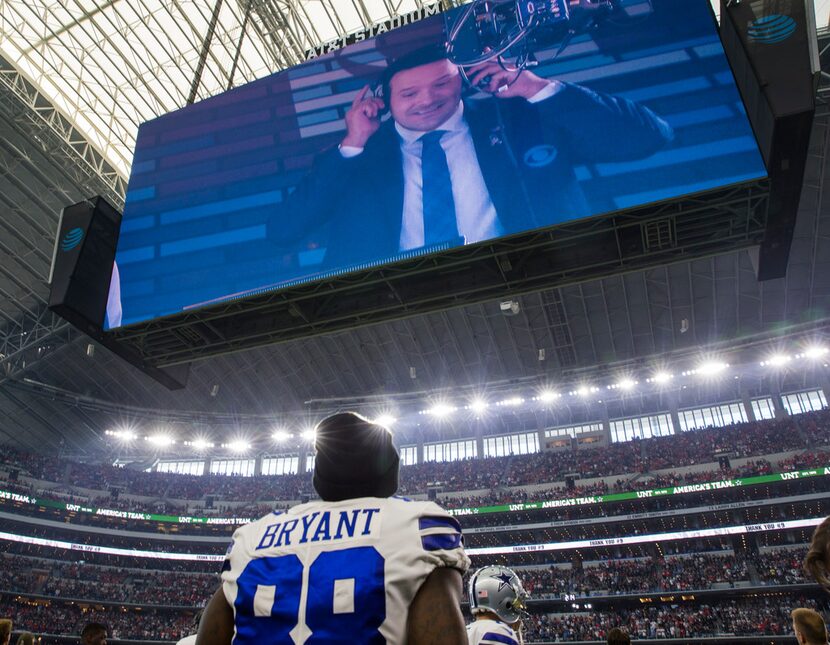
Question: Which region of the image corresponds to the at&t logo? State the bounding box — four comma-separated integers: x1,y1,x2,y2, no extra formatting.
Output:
60,227,84,251
747,14,796,44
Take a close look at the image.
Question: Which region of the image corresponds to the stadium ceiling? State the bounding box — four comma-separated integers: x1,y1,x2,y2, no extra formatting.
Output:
0,1,829,454
0,0,448,179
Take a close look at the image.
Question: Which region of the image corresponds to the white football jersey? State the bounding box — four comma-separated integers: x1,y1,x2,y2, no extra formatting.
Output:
175,636,198,645
222,496,470,644
467,618,520,645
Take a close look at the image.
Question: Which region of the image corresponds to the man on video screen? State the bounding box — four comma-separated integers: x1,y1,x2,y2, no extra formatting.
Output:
269,44,673,268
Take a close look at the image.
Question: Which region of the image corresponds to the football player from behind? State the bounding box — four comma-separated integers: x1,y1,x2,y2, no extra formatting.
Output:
467,565,529,645
196,412,470,644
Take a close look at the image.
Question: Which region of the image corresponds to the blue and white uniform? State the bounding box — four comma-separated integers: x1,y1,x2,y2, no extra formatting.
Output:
466,618,520,645
222,496,469,643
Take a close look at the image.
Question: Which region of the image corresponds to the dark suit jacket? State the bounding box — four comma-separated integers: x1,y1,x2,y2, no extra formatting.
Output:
269,82,673,269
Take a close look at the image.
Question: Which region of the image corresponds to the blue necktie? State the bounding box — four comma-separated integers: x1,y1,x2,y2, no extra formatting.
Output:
420,130,458,247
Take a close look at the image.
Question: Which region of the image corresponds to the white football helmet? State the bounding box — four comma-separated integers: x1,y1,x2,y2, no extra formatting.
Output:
468,565,529,623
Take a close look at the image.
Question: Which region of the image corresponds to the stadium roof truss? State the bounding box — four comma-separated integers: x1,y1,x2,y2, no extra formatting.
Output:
0,0,447,178
0,2,829,453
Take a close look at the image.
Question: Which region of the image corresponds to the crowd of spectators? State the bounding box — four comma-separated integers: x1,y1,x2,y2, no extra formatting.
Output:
0,551,276,608
0,446,310,501
0,545,815,614
0,598,193,642
631,459,774,490
437,457,788,510
754,547,811,585
4,466,827,541
2,410,829,510
659,553,751,591
522,596,821,641
0,411,826,642
1,438,827,526
517,553,753,598
0,553,216,608
799,409,830,447
1,592,820,642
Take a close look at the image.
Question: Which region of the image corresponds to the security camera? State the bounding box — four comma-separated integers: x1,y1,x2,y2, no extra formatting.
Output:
500,300,520,315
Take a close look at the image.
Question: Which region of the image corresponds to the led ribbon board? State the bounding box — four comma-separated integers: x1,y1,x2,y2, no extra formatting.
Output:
0,517,821,562
465,517,825,556
0,489,252,526
0,530,224,561
447,467,829,516
0,467,825,526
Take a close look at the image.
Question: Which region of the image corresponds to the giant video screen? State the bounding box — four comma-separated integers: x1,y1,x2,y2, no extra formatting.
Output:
106,0,767,329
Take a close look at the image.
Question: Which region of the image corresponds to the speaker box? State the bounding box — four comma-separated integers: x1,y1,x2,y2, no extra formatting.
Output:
48,196,190,390
720,0,818,280
48,197,121,334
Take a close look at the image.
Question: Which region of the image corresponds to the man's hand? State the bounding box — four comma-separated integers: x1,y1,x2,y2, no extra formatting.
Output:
467,61,552,100
341,85,385,148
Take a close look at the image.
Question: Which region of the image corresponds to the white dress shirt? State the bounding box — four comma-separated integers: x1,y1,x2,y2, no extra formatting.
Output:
339,83,561,252
393,102,502,250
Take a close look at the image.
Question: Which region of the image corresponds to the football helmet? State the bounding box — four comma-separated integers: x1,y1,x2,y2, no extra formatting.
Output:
468,565,529,623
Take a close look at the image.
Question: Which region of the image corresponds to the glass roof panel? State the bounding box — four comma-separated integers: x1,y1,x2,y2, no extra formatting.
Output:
1,0,826,181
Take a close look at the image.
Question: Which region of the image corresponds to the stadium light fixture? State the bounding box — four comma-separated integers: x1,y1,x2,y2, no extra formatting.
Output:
272,429,292,442
224,440,250,453
616,378,637,391
575,386,595,397
537,389,559,403
650,371,673,385
692,361,728,377
300,428,316,442
469,398,489,415
186,438,215,451
146,434,175,447
800,346,829,360
760,353,791,367
426,403,456,418
499,396,525,407
106,428,137,442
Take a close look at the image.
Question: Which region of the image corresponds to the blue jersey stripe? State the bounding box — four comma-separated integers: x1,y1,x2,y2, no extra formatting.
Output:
421,532,462,551
481,632,518,645
418,515,462,533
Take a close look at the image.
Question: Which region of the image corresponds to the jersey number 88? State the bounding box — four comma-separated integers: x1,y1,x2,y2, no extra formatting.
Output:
233,546,386,643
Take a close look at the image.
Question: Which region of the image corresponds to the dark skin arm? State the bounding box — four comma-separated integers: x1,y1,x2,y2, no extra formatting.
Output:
407,567,467,645
195,587,234,645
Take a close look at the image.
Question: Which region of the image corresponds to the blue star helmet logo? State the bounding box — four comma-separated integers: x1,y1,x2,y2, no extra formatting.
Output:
490,572,514,592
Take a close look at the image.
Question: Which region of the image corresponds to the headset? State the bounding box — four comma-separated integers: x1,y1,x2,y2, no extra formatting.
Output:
446,0,653,77
370,82,390,118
